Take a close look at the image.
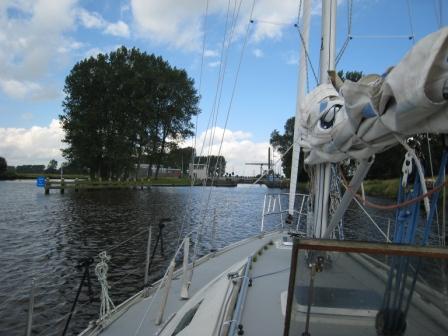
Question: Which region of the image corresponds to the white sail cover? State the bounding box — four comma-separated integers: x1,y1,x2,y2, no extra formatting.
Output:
299,27,448,165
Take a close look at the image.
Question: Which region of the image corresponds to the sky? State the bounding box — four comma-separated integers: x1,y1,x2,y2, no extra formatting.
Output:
0,0,445,175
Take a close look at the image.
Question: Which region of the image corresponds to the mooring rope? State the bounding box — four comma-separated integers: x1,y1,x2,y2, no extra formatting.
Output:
95,251,115,320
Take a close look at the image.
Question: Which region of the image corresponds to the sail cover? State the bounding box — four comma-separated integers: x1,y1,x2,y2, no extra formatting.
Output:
299,27,448,165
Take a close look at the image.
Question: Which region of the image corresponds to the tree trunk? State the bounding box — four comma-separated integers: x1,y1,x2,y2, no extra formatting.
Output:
155,131,167,179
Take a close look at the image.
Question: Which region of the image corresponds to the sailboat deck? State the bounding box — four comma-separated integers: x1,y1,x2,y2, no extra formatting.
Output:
84,231,284,336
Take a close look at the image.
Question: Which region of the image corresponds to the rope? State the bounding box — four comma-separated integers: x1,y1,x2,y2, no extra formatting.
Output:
95,251,115,319
106,228,147,253
193,0,256,261
339,166,448,211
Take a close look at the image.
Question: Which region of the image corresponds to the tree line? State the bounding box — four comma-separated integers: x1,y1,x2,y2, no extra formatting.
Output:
60,47,200,180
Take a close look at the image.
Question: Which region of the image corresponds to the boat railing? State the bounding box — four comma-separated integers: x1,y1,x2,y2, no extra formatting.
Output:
260,193,310,232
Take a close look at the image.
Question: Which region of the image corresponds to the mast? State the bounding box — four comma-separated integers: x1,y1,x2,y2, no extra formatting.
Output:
313,0,337,237
288,0,311,215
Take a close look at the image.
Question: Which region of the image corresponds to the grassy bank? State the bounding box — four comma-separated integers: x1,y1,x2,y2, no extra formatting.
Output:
0,172,90,180
361,178,399,199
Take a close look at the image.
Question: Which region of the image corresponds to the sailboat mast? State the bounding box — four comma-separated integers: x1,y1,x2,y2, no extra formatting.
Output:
288,0,311,216
313,0,337,237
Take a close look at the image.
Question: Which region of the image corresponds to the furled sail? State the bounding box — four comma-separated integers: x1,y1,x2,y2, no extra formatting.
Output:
300,27,448,165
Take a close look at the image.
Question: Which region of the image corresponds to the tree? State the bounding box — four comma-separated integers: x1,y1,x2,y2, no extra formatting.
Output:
337,70,363,82
164,146,195,175
45,159,58,173
60,47,199,180
0,157,7,176
270,117,308,181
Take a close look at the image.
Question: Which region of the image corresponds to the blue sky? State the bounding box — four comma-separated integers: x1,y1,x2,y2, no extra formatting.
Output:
0,0,445,174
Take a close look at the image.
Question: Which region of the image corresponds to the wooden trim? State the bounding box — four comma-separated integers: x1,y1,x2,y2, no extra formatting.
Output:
294,239,448,259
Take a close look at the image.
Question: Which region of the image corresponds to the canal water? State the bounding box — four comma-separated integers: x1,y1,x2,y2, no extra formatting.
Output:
0,180,444,335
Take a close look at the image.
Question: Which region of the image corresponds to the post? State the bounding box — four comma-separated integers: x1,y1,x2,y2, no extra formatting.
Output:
443,177,446,246
387,219,391,242
278,194,284,230
261,194,267,232
180,237,190,299
156,260,175,325
25,278,35,336
144,226,152,288
288,0,311,215
45,178,50,195
60,178,65,194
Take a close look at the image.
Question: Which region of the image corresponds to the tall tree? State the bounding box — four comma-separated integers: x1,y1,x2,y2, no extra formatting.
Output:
0,157,7,176
270,117,308,180
60,47,199,180
45,159,58,173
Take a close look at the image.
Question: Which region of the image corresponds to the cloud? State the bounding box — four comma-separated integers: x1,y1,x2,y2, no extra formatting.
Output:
204,49,219,57
129,0,331,52
0,119,65,166
104,20,130,38
0,79,60,101
208,60,221,68
0,0,77,99
284,50,298,65
77,8,104,28
77,8,130,38
253,48,264,58
188,127,274,175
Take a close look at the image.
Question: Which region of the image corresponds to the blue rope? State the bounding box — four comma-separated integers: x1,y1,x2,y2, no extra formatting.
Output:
381,149,448,333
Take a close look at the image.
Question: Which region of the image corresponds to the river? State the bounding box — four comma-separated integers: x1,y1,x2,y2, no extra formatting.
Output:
0,180,444,335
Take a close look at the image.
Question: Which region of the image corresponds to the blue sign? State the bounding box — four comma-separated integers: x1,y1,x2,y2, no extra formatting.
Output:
36,176,46,187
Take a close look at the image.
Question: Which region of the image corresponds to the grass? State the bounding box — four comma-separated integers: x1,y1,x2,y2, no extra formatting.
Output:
362,178,400,199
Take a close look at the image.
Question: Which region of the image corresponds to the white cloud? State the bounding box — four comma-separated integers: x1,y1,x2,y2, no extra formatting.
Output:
77,8,105,29
208,60,221,68
0,79,60,101
285,50,298,65
77,8,130,38
204,49,219,57
0,0,77,99
104,20,130,38
253,48,264,58
0,119,65,166
129,0,326,51
188,127,274,176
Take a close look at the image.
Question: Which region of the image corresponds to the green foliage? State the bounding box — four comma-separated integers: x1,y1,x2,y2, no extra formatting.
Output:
270,117,308,180
164,146,195,175
0,157,6,175
16,165,45,174
337,70,363,82
45,159,58,173
60,46,200,180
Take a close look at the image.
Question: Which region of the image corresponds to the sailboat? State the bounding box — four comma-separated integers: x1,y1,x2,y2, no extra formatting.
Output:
77,1,448,335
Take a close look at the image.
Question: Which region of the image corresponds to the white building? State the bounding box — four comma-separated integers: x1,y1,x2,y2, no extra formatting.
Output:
189,163,208,180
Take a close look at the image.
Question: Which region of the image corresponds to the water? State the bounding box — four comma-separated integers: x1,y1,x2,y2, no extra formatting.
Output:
0,181,288,335
0,180,445,335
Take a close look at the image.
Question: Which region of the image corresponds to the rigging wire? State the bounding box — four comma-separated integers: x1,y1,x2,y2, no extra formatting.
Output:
405,0,416,44
204,0,243,178
193,0,256,261
335,0,352,65
295,25,319,86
